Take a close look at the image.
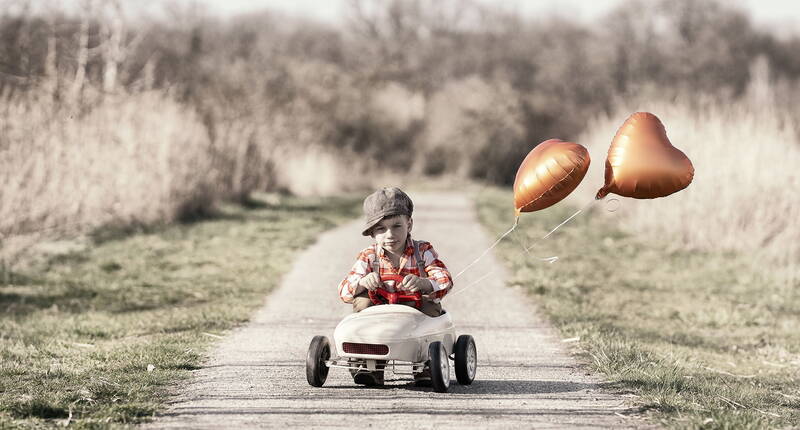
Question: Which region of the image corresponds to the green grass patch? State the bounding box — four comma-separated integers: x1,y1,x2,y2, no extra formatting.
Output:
475,186,800,429
0,193,361,428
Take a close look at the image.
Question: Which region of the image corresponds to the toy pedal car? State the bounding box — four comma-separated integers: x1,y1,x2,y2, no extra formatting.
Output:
306,274,477,393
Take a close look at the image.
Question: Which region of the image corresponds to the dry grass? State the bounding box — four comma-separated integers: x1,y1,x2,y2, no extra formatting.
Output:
272,144,370,197
0,80,374,265
477,187,800,429
572,91,800,286
0,91,215,258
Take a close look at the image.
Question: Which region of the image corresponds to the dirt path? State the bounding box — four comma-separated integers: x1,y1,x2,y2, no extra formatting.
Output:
149,191,649,429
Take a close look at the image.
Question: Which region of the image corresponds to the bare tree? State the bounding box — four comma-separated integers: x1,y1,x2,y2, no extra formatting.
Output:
96,0,147,94
41,8,58,98
344,0,480,91
68,0,91,102
100,0,123,93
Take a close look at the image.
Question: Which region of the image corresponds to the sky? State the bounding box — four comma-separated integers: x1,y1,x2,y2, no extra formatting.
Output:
182,0,800,36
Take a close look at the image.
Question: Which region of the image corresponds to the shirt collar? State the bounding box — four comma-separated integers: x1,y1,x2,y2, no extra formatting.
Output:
403,236,414,256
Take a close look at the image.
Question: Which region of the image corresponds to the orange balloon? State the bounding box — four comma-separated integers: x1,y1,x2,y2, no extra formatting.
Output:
596,112,694,199
514,139,591,216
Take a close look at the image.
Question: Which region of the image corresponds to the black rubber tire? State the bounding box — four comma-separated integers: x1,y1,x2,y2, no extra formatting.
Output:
306,336,330,387
413,375,432,387
428,341,450,393
454,334,477,385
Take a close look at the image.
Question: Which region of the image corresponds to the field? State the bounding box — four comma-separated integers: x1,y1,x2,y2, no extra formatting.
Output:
476,186,800,429
0,194,360,428
571,92,800,288
1,0,799,428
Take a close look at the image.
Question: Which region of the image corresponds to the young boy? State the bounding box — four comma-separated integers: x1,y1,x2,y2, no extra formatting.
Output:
337,187,454,385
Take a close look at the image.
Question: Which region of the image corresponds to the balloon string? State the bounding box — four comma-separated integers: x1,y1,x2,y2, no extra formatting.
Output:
448,270,494,297
452,218,518,280
450,196,602,289
514,228,559,263
522,197,600,254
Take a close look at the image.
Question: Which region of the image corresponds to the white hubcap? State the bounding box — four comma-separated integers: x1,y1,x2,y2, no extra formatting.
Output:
467,341,477,379
440,345,450,386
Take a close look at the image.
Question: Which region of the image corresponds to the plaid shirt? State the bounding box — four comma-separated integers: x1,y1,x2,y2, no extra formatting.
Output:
338,237,453,304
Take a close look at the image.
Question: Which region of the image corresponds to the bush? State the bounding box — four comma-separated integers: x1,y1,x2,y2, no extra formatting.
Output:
418,76,528,183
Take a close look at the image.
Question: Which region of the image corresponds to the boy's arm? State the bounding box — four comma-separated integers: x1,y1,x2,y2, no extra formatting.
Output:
419,242,453,299
338,248,373,303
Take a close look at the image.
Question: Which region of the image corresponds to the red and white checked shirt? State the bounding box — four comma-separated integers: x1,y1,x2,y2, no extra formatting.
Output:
338,237,453,304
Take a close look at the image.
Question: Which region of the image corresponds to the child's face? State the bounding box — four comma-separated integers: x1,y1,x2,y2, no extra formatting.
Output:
371,215,412,255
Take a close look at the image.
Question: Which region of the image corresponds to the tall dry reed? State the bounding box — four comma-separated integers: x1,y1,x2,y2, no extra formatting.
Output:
0,90,215,257
572,91,800,286
0,58,389,266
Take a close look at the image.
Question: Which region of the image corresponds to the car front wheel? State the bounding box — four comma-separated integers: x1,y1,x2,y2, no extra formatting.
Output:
306,335,331,387
454,334,477,385
428,341,450,393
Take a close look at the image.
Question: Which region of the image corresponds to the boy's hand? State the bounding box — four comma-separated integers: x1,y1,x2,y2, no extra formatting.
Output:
359,273,381,291
401,275,434,294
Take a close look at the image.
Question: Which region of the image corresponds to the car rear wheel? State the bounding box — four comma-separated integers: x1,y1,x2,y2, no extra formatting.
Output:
454,334,477,385
306,336,330,387
428,341,450,393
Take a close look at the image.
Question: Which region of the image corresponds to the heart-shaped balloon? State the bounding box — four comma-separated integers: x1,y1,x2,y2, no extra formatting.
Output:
514,139,590,216
596,112,694,199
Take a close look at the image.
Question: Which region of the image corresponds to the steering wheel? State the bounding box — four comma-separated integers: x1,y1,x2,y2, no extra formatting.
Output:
368,274,423,308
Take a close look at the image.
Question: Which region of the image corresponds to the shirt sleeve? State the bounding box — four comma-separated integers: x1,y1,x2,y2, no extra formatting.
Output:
418,242,453,299
338,247,374,303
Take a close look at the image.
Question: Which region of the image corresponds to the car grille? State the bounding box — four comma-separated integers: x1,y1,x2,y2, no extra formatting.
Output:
342,342,389,355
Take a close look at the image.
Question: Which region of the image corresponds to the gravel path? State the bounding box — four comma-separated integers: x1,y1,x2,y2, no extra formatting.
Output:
149,191,650,429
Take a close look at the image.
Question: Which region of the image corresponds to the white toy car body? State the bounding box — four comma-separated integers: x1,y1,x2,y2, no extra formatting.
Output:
336,304,455,362
306,286,476,393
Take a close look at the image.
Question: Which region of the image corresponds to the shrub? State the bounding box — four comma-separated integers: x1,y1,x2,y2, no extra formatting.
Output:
418,76,528,183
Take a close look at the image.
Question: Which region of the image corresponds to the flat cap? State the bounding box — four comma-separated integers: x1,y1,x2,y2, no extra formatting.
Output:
362,187,414,236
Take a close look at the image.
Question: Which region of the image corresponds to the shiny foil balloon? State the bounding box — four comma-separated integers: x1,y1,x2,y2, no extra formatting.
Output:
514,139,591,215
596,112,694,199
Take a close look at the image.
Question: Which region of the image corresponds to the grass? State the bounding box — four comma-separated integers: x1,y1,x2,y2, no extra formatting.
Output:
573,93,800,287
0,193,361,428
475,186,800,429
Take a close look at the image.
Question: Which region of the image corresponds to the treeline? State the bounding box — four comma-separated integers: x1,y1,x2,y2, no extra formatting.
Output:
1,0,799,247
